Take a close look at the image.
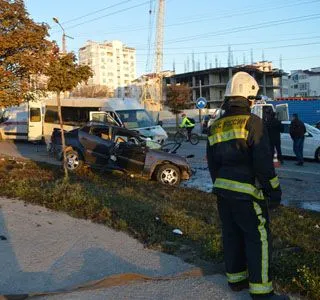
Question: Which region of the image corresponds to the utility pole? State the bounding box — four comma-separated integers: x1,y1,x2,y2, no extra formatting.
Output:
228,46,231,67
192,52,195,71
199,79,202,122
205,52,208,69
53,17,74,53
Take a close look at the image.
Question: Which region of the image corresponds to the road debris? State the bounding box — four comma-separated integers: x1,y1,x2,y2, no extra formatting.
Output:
173,229,183,235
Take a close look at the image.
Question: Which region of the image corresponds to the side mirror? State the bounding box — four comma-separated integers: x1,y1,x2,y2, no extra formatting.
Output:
158,120,163,126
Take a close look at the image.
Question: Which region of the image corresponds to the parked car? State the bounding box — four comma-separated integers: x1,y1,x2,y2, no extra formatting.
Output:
51,123,192,186
281,121,320,161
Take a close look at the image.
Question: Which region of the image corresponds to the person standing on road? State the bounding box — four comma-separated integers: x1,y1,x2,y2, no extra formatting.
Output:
207,72,287,300
265,111,284,164
290,113,306,166
180,113,195,141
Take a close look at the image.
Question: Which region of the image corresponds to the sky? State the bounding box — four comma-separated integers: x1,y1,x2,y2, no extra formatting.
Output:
24,0,320,76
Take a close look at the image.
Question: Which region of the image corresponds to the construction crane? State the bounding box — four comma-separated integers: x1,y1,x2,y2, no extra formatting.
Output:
142,0,165,111
154,0,165,110
155,0,165,76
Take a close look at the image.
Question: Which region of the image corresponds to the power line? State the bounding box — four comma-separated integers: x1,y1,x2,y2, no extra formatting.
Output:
165,13,320,44
132,35,320,51
133,40,320,56
70,0,320,39
59,0,136,26
54,0,154,32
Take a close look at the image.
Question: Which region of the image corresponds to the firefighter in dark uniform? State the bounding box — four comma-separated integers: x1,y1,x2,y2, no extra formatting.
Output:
207,72,288,299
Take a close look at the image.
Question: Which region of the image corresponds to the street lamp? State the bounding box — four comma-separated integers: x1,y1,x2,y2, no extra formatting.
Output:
52,17,74,53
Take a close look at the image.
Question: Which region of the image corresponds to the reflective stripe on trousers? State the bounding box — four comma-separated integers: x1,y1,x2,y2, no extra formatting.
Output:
250,202,273,295
214,178,264,200
226,270,248,283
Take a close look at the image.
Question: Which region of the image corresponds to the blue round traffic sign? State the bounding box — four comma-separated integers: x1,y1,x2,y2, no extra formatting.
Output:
196,97,207,109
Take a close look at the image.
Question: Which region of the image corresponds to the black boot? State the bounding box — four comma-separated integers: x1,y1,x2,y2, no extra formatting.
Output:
228,279,249,292
251,292,290,299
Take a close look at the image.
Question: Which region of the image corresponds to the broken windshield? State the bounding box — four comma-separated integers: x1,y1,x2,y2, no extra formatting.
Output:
116,109,155,129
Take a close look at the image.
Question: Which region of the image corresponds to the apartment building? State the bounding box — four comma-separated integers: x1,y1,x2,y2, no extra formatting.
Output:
79,40,136,97
165,63,286,108
289,68,320,97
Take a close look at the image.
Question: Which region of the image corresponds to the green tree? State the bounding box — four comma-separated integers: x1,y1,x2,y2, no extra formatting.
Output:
45,51,93,178
165,84,191,127
0,0,52,107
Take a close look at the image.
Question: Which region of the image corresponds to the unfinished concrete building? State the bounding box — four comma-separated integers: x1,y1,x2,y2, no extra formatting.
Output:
165,65,285,108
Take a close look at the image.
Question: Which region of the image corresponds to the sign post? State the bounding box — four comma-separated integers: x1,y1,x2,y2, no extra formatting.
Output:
196,96,207,129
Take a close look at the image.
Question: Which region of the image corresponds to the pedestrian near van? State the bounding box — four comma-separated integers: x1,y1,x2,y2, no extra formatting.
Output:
265,111,284,164
290,113,306,166
179,113,195,141
207,72,288,299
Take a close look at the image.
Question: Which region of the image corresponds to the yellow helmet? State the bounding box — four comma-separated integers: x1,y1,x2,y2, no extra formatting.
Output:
224,71,259,99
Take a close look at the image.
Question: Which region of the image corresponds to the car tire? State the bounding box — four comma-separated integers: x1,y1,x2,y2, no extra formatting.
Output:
315,147,320,162
65,149,83,171
156,164,181,186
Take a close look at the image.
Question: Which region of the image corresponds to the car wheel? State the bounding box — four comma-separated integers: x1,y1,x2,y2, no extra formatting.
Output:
156,164,181,186
65,149,83,171
315,147,320,162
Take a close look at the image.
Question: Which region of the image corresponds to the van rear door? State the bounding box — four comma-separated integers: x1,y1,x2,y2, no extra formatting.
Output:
28,101,43,141
275,103,289,121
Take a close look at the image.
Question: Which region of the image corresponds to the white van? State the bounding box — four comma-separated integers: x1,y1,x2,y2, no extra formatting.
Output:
251,100,289,121
0,101,43,141
43,97,167,145
1,98,168,145
89,98,168,144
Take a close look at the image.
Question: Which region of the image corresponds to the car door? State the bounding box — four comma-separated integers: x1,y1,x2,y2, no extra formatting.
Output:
116,142,146,174
28,101,43,141
112,128,146,173
280,123,294,157
78,126,114,166
275,104,289,121
303,130,314,158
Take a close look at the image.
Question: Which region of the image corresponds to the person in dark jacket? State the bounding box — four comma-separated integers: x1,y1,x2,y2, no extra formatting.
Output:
290,113,306,166
207,72,287,300
265,111,284,163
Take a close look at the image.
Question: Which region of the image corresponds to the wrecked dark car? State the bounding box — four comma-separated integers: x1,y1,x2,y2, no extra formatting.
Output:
51,123,191,186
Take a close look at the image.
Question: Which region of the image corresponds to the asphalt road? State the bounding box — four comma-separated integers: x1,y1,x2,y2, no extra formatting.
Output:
176,140,320,212
0,140,319,211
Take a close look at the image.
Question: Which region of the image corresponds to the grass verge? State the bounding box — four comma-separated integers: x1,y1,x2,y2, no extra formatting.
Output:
0,156,319,299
